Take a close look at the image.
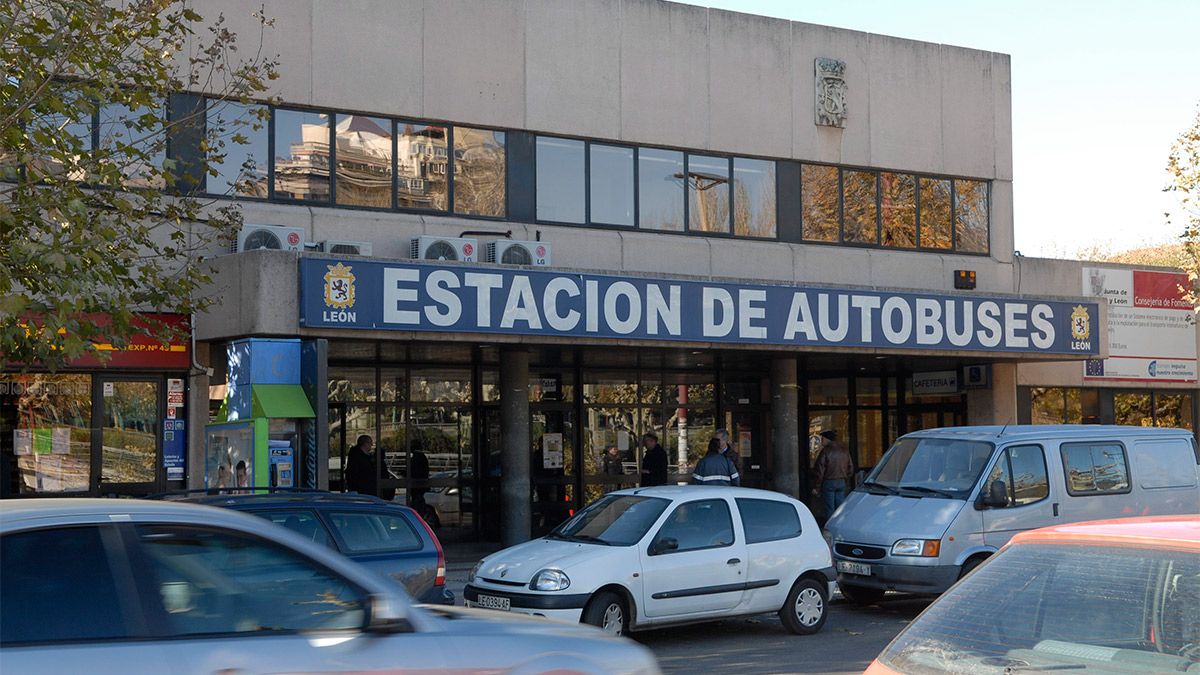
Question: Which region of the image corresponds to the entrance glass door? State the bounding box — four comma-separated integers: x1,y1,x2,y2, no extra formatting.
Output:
99,378,160,493
532,408,575,537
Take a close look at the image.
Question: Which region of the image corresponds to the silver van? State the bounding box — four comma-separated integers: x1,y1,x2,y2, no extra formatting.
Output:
824,425,1200,604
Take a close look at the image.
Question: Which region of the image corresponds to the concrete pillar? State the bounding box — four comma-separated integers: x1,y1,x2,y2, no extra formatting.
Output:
770,357,800,498
186,342,211,490
500,347,531,546
966,362,1019,425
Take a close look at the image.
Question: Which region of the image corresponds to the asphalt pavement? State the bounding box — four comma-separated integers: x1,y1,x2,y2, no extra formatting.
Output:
445,556,931,675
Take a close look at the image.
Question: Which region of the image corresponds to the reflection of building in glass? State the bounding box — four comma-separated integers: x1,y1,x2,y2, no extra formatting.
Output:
334,116,393,208
396,124,448,210
274,119,330,201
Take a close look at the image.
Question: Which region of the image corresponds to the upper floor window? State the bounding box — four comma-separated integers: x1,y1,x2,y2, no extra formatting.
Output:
273,108,330,202
452,127,506,217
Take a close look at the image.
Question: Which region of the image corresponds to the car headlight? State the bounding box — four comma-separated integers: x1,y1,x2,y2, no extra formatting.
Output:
891,539,941,557
470,561,483,581
530,568,571,592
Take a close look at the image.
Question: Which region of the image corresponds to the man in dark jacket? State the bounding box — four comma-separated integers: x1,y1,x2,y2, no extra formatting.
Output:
640,432,668,487
345,434,378,497
715,428,741,473
811,429,854,517
691,437,740,487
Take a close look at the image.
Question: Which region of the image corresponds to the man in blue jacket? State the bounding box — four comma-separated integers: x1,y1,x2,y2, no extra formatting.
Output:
691,437,740,486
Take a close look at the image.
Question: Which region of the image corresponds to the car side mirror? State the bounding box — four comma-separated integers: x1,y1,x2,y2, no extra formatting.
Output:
365,594,413,634
651,537,679,555
977,479,1008,509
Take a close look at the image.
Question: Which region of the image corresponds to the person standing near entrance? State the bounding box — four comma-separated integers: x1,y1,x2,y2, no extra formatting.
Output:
409,438,431,515
345,434,378,497
715,428,741,474
811,430,854,518
692,437,740,486
640,432,668,487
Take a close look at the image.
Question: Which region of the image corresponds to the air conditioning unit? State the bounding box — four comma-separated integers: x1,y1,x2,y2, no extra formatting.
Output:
485,240,552,266
410,236,478,262
318,240,373,256
236,224,305,253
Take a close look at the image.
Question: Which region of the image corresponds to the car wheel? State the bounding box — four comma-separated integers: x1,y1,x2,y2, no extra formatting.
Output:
780,578,828,635
582,591,628,637
839,582,886,606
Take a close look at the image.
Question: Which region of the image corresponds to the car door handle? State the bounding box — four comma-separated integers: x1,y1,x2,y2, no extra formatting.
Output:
727,558,741,565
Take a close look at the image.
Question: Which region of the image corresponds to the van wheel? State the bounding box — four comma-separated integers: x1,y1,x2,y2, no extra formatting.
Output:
839,583,885,606
582,591,628,637
958,555,988,580
780,579,828,635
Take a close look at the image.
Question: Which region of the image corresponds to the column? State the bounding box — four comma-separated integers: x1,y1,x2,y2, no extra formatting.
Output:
966,362,1018,425
186,342,210,490
500,347,531,546
770,356,800,498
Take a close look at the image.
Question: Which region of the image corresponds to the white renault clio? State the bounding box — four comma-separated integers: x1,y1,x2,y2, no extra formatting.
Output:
465,486,834,637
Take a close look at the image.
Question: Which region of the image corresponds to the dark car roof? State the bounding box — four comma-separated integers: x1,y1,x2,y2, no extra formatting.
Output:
170,491,407,511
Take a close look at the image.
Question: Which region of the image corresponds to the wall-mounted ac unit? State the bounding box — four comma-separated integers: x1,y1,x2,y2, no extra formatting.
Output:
410,236,478,262
485,240,552,266
236,224,305,253
318,240,373,256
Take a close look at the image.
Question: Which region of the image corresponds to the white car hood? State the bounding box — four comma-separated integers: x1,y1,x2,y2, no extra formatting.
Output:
478,537,621,583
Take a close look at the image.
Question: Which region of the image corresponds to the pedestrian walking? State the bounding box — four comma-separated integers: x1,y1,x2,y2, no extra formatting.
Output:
691,437,740,487
640,432,669,487
811,430,854,517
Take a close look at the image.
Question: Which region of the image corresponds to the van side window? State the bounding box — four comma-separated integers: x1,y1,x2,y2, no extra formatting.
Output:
1060,442,1130,495
1131,440,1198,490
984,445,1049,508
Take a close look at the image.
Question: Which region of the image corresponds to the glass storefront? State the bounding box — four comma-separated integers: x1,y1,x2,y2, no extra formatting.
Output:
1022,386,1195,431
1,372,184,497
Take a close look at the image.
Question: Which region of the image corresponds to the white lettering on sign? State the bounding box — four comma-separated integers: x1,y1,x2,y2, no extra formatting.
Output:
424,270,462,327
703,288,734,338
739,289,767,339
604,281,641,335
383,268,420,325
911,370,959,395
646,285,681,336
784,292,816,341
543,277,581,331
501,276,542,329
818,294,849,342
464,272,503,328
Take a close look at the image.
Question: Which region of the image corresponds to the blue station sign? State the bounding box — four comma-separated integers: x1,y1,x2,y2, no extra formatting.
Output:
299,258,1100,356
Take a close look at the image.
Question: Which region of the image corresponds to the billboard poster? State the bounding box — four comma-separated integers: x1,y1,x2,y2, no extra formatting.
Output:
1083,267,1197,382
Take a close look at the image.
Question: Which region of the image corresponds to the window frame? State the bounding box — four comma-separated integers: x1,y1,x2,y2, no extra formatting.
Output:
984,443,1050,508
735,497,803,544
1059,440,1133,497
648,497,737,556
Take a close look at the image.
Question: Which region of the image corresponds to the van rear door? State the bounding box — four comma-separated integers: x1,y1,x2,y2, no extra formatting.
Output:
980,443,1056,549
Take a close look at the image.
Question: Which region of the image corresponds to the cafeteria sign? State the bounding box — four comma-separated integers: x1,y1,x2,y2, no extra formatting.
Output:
300,258,1100,356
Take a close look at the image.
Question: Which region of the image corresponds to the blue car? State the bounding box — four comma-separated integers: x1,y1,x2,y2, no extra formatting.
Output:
178,491,453,605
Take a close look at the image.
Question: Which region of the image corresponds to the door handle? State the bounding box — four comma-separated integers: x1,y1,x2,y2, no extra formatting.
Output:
1052,503,1060,517
727,558,741,565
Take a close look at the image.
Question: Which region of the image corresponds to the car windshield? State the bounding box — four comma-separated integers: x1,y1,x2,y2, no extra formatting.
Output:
865,437,994,498
549,494,670,546
880,543,1200,674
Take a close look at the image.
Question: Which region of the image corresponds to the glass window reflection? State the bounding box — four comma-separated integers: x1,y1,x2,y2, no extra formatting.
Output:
1,374,92,495
334,114,393,208
842,170,878,244
801,164,839,241
919,177,952,249
453,127,506,217
28,110,92,181
99,102,165,189
535,136,585,224
273,109,331,202
590,144,634,226
733,158,776,238
954,179,988,253
396,122,448,210
687,154,730,233
206,101,268,198
880,172,916,248
638,148,684,232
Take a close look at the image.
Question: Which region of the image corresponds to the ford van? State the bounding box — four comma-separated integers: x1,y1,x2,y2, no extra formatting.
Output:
825,425,1200,604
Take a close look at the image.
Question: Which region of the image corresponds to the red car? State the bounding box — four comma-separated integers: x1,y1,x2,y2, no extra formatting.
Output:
867,516,1200,674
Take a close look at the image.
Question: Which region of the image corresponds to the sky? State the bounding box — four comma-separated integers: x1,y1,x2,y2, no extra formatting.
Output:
695,0,1200,257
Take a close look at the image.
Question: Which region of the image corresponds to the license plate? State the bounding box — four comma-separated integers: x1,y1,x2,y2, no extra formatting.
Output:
474,594,511,611
837,560,872,576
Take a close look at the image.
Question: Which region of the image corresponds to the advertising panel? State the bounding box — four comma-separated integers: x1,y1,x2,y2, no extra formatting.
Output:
1083,267,1197,382
300,258,1101,357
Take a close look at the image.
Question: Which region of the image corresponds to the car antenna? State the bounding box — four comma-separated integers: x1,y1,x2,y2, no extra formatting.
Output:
997,418,1011,437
